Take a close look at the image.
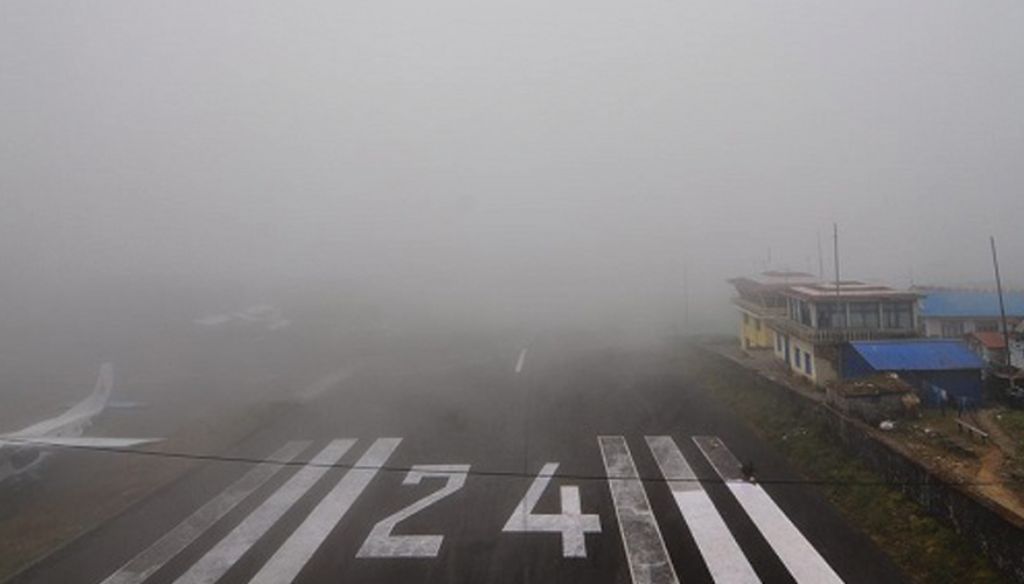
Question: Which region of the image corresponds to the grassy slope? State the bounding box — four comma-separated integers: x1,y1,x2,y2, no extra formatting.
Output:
687,353,1005,584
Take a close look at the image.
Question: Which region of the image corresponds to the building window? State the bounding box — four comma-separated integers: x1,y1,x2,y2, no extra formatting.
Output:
849,302,880,329
976,321,998,333
776,332,782,351
798,301,813,326
941,321,965,338
817,302,846,329
883,302,913,330
805,354,813,374
794,348,801,368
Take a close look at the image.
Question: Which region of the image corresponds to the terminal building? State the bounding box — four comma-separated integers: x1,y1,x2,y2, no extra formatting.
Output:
727,271,817,352
764,281,922,386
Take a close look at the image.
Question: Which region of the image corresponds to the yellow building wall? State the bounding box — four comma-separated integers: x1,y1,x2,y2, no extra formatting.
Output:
738,309,773,350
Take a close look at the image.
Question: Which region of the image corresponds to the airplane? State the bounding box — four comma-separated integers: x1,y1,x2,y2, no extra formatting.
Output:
194,304,291,331
0,363,162,484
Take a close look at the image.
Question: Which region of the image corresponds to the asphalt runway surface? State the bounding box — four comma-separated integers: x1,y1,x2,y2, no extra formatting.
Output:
7,334,906,584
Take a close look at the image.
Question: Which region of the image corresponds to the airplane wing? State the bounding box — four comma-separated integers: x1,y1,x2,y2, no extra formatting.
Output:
0,436,162,449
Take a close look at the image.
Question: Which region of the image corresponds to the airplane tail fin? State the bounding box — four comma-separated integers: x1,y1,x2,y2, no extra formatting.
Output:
92,362,114,406
65,362,114,419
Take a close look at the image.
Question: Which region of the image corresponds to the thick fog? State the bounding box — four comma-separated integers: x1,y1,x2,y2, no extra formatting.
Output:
3,0,1023,337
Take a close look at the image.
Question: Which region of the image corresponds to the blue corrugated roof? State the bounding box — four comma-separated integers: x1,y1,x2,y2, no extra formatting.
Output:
848,340,985,371
919,290,1024,318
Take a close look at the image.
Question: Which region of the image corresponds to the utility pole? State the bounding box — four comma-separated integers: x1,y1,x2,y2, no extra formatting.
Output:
991,236,1012,367
834,223,841,301
817,231,825,281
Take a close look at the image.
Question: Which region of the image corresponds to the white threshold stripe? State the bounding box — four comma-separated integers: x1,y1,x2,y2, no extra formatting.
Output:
693,436,843,584
646,436,760,584
249,438,402,584
598,436,679,584
173,439,356,584
100,441,310,584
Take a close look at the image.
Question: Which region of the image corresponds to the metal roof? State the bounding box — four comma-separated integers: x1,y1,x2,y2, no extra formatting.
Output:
967,331,1007,350
848,340,985,371
919,290,1024,318
786,281,920,302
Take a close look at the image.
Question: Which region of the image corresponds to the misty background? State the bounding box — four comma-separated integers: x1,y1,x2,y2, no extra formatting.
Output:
2,0,1023,347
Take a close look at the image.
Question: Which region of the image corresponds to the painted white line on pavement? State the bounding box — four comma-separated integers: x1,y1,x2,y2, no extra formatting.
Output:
598,436,679,584
100,441,310,584
693,436,843,584
174,439,356,584
515,348,528,374
295,369,351,403
249,438,402,584
646,436,760,584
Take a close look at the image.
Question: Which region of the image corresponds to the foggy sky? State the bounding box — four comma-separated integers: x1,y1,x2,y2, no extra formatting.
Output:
3,0,1023,332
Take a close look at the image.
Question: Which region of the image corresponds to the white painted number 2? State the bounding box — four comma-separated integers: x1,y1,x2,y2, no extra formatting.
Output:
502,462,601,558
357,464,470,558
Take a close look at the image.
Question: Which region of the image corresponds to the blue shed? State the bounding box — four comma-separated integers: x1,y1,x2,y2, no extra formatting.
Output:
841,340,985,406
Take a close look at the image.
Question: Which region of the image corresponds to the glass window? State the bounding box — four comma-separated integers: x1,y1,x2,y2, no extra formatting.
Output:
797,301,813,326
849,302,880,329
942,321,965,337
805,354,813,374
817,302,846,329
883,302,913,329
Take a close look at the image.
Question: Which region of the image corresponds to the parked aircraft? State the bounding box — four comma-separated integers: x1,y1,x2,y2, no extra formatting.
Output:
194,304,291,331
0,363,162,483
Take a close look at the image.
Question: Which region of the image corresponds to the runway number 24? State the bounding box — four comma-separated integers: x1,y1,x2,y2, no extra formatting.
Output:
357,462,601,558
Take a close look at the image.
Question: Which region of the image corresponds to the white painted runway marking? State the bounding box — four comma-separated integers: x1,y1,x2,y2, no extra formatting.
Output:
693,436,843,584
100,441,310,584
502,462,602,558
295,369,351,403
357,464,470,558
598,436,679,584
646,436,760,584
515,348,528,374
249,438,402,584
174,439,355,584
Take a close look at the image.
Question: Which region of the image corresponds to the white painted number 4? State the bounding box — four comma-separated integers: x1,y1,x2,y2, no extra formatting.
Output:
502,462,601,558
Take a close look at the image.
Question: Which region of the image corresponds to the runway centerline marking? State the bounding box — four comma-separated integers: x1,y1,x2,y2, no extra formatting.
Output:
173,439,355,584
646,436,760,583
599,436,679,584
693,436,843,584
249,438,402,584
515,348,528,373
99,441,310,584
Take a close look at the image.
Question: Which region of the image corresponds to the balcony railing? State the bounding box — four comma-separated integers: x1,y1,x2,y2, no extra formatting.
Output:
770,317,917,344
